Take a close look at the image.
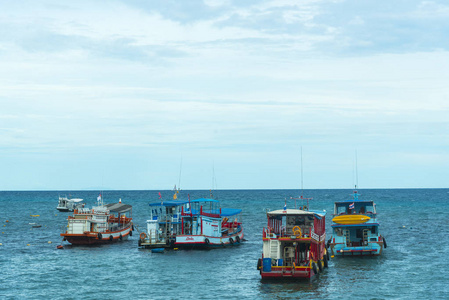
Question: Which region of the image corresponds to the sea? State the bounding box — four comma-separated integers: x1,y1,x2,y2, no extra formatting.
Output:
1,189,448,299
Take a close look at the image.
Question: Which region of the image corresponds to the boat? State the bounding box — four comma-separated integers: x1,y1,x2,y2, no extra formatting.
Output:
60,194,133,245
328,188,386,256
29,223,42,228
174,197,244,248
139,198,187,249
258,201,328,279
57,196,85,212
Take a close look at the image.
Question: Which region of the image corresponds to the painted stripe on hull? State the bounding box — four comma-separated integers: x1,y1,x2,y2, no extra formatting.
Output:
62,226,132,245
175,231,244,248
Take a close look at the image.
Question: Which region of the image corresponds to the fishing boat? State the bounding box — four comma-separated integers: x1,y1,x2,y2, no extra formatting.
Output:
328,188,386,256
175,198,244,248
60,194,133,245
139,198,187,249
258,200,328,279
56,196,85,212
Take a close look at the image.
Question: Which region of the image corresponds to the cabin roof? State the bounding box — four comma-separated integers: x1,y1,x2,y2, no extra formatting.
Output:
105,203,132,213
267,209,325,217
69,198,84,202
335,200,374,204
149,200,189,207
190,198,219,203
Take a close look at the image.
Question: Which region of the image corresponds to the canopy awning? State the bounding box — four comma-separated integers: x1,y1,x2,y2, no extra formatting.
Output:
69,198,84,203
105,203,132,213
149,200,189,207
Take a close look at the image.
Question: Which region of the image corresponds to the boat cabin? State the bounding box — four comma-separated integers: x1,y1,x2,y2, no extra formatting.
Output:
334,200,376,216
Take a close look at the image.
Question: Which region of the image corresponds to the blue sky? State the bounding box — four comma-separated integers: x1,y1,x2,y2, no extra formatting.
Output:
1,0,448,190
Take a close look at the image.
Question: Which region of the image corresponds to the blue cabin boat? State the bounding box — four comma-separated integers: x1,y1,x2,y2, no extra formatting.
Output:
328,189,386,256
139,199,188,248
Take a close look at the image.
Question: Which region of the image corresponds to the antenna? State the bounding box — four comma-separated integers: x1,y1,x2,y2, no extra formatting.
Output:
300,146,304,199
178,157,182,191
355,150,359,189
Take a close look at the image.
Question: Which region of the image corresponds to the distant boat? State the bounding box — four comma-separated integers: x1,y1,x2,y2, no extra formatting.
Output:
56,196,85,212
60,195,133,245
328,188,386,256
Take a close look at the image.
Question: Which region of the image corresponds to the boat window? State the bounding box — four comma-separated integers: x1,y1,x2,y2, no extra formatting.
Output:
337,205,347,215
335,228,343,236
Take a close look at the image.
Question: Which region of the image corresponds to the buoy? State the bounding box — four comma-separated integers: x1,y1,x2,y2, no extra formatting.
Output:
6,220,9,223
27,244,30,246
48,241,52,244
0,243,3,246
174,248,179,250
57,245,64,249
331,255,335,258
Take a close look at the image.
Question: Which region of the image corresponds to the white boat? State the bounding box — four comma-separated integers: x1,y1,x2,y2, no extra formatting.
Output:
175,198,244,248
56,196,84,212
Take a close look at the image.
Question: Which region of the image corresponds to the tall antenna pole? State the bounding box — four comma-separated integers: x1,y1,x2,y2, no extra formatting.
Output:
178,157,182,191
355,150,358,189
300,146,303,199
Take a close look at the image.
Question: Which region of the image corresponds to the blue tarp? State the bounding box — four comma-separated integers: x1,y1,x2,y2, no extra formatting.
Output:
190,198,220,203
183,208,242,217
149,200,189,207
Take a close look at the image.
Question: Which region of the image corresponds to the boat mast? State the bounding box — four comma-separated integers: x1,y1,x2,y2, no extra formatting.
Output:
178,157,182,192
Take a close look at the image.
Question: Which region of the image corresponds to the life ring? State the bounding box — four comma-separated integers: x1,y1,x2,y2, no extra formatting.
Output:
140,232,146,240
97,233,102,240
383,237,387,248
119,234,123,241
292,226,302,237
109,235,113,241
229,238,234,244
205,238,210,245
312,262,318,275
236,235,240,243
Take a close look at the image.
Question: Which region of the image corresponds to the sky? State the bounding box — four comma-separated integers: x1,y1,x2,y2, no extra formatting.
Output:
0,0,448,190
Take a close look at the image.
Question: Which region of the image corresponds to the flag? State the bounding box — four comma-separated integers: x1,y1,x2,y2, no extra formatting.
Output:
349,202,354,209
158,192,162,199
97,193,101,201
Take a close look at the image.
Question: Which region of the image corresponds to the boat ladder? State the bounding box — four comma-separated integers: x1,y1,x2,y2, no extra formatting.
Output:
344,230,350,246
362,229,369,246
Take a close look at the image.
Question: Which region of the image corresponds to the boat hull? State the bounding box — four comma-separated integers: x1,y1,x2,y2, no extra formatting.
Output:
260,266,315,279
175,231,244,248
61,225,132,245
56,208,71,212
329,242,383,256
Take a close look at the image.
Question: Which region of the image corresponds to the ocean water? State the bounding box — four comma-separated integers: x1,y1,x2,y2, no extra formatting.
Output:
1,189,448,299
